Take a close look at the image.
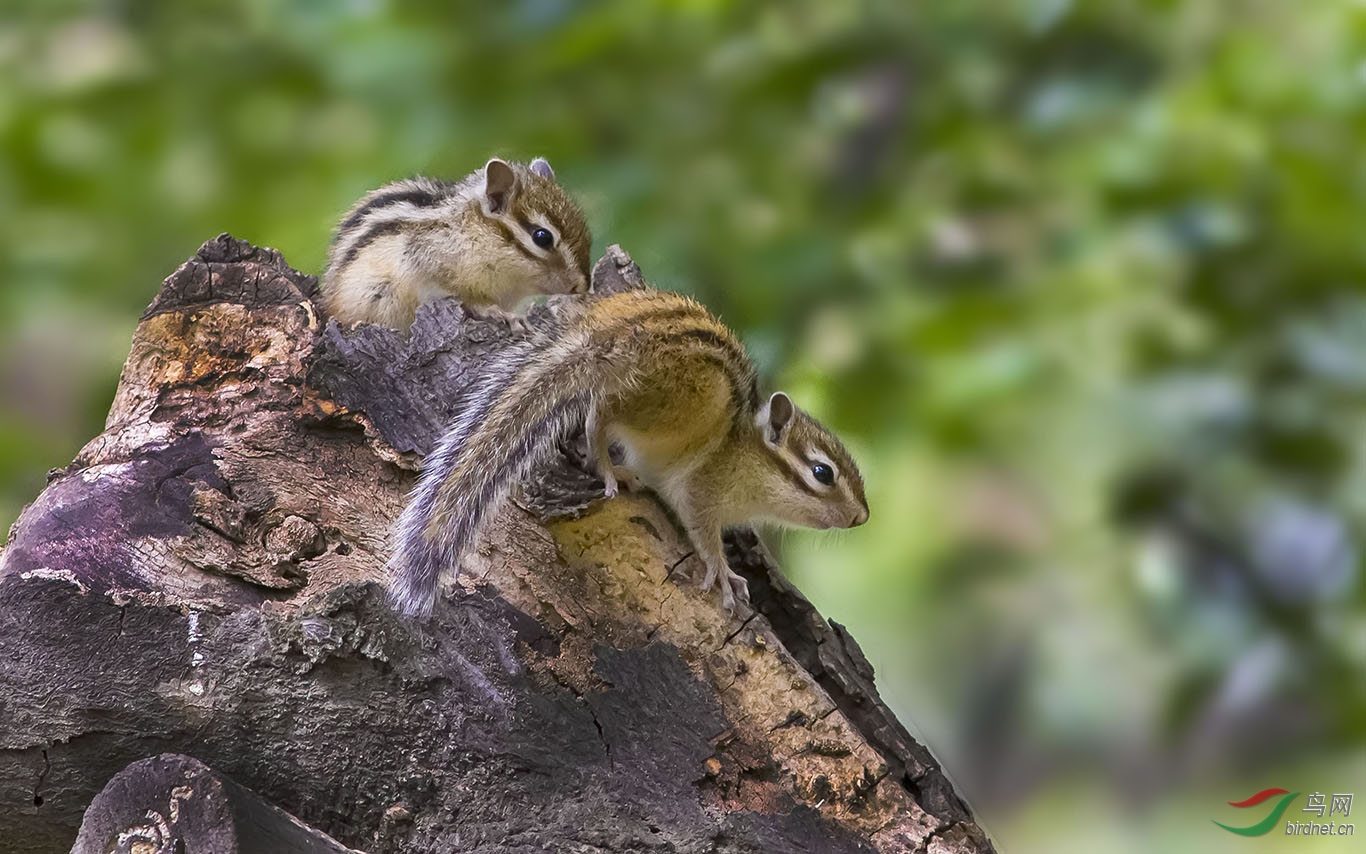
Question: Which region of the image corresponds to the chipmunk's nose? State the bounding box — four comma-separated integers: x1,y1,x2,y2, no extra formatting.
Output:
851,506,869,527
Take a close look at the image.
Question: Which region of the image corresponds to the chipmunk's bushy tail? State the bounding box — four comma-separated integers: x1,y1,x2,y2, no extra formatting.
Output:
386,336,600,617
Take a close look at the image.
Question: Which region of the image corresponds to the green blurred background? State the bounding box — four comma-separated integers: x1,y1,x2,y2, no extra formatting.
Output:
3,1,1365,850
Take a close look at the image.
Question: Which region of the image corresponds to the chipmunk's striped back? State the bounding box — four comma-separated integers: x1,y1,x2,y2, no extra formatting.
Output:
388,289,868,617
389,290,744,615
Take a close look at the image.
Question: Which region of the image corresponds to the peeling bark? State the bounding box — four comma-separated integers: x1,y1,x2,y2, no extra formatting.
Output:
0,235,994,854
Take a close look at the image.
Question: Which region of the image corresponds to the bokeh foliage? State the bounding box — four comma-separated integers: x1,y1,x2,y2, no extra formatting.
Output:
3,1,1365,850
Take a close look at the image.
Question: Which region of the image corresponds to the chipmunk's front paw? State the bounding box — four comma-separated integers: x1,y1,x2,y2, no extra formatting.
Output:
700,563,750,612
724,571,750,610
598,465,640,499
601,469,619,498
461,302,529,333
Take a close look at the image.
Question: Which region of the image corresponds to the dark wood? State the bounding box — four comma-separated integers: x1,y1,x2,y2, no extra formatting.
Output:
70,753,359,854
0,235,994,854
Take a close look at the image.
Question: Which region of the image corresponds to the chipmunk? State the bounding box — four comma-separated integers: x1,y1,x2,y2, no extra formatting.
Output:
387,287,870,618
321,157,592,329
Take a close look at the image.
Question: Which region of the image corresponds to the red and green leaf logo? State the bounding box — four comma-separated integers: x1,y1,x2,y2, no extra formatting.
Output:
1213,788,1301,836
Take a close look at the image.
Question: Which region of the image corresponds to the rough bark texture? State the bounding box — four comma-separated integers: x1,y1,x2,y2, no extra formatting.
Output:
71,754,360,854
0,235,994,854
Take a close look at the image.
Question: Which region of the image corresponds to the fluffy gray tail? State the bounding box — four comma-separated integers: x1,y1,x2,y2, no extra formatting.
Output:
386,343,594,617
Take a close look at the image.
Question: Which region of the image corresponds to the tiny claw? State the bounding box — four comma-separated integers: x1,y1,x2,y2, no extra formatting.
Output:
700,564,749,612
699,566,717,593
727,572,750,609
460,302,530,334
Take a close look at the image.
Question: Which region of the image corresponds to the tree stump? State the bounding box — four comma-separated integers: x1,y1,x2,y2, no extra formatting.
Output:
0,235,994,854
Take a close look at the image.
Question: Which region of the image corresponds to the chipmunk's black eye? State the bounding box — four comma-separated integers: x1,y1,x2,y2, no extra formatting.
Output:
531,227,554,249
812,463,834,485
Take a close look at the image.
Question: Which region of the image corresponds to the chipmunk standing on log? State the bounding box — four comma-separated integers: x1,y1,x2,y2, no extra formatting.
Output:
388,288,870,618
321,157,592,329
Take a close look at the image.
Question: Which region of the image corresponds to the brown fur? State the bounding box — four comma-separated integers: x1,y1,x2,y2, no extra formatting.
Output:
322,159,591,330
387,288,869,616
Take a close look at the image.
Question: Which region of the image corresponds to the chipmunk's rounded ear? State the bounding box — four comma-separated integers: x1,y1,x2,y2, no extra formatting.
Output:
483,158,518,214
759,391,795,445
530,157,555,180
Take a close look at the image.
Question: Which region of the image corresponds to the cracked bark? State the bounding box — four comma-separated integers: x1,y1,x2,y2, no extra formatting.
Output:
0,235,994,854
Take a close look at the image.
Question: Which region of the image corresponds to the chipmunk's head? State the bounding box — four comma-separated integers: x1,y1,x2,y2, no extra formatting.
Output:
474,157,592,298
750,392,869,530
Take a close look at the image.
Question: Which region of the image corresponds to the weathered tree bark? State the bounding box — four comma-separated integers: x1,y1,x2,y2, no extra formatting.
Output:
0,236,994,854
71,753,360,854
